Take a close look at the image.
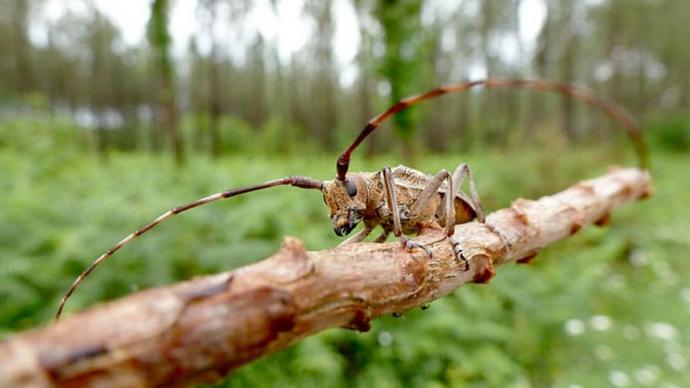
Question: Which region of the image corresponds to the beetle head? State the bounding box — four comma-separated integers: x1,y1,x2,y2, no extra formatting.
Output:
321,175,368,236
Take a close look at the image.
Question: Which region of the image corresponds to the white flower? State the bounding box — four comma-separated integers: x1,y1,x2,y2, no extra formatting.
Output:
634,365,660,386
377,331,393,347
608,370,631,387
564,319,585,336
646,322,679,342
590,315,613,331
666,353,687,370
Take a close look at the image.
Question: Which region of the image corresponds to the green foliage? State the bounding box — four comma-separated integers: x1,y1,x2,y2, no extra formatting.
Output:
217,116,255,153
1,118,689,386
0,115,91,156
647,114,690,152
180,115,312,155
147,0,173,76
256,118,312,155
374,0,428,142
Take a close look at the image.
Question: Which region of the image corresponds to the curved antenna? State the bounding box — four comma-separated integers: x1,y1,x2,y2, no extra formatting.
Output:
336,79,649,180
55,176,323,321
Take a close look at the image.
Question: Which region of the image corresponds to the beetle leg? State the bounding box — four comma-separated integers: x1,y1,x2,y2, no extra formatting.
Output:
382,167,432,258
408,169,455,228
373,230,390,243
452,163,485,223
406,169,468,269
448,163,486,270
449,239,470,271
409,169,456,237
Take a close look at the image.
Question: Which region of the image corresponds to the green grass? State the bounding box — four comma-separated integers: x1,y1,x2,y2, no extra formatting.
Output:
1,133,689,387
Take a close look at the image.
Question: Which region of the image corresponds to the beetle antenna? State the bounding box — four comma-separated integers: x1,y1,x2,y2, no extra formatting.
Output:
55,176,323,321
336,78,648,180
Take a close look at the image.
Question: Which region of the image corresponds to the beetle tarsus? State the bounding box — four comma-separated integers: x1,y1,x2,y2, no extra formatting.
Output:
401,238,433,259
449,237,470,271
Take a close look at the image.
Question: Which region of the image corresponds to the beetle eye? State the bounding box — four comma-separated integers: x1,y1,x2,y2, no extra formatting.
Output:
345,179,358,197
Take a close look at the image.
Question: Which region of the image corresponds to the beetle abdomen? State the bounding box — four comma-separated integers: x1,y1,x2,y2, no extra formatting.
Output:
436,194,477,227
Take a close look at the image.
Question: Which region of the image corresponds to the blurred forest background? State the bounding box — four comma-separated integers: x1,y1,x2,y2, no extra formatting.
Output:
1,0,689,387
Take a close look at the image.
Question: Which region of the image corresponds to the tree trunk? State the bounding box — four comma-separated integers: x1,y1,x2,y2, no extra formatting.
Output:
149,0,185,165
560,2,577,141
11,0,33,93
209,45,221,157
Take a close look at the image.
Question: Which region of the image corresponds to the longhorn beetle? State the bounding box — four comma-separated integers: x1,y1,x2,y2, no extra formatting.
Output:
55,79,647,320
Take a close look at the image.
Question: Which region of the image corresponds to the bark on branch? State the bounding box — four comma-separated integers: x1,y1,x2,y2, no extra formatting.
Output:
0,168,652,387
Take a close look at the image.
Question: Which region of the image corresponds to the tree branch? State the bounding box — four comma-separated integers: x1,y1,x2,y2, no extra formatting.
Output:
0,168,652,387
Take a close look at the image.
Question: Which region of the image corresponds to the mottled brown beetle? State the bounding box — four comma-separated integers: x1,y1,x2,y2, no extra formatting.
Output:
56,79,647,320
